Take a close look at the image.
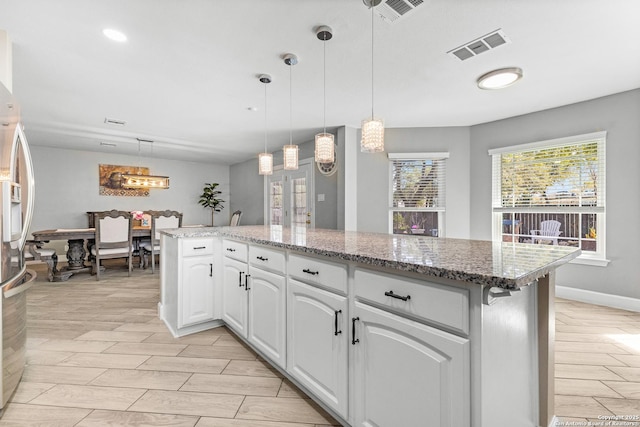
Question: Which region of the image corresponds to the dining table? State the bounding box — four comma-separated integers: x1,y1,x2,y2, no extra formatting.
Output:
31,227,151,281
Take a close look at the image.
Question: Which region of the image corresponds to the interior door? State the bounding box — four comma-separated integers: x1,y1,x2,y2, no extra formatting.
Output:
266,160,314,228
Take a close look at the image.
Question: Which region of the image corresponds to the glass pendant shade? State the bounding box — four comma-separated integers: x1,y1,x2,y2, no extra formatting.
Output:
258,152,273,175
283,144,299,170
315,132,335,163
360,117,384,153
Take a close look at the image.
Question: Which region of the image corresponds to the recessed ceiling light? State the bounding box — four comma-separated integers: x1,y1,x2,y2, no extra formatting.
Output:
477,67,523,90
103,28,127,42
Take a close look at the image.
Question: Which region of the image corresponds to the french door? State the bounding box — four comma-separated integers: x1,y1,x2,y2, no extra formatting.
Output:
266,160,314,228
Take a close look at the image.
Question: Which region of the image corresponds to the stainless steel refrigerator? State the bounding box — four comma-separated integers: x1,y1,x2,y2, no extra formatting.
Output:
0,82,36,410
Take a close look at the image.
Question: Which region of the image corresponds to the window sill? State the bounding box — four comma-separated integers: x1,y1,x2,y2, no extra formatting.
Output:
570,255,610,267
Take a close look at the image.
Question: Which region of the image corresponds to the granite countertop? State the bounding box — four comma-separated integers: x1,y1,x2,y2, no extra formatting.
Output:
161,225,581,289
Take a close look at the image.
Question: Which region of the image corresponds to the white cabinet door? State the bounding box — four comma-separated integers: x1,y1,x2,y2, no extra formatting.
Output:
247,267,286,368
352,301,470,427
287,279,348,418
179,256,214,328
222,257,248,337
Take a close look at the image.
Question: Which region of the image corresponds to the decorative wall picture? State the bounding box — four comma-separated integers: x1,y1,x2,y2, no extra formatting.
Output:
99,164,150,197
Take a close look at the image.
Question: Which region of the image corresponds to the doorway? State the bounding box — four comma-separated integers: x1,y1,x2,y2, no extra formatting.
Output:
265,159,314,228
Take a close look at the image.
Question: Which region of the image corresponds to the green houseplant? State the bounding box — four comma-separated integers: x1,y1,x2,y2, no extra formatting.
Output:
198,183,225,226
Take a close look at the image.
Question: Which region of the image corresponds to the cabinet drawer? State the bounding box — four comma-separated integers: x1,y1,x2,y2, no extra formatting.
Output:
181,238,214,257
222,239,247,262
249,245,285,274
354,268,469,335
288,254,347,294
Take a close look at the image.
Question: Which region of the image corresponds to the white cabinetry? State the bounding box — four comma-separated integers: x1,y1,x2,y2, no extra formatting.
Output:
159,235,219,337
222,256,248,336
352,268,471,427
287,279,348,418
222,240,287,368
352,301,470,427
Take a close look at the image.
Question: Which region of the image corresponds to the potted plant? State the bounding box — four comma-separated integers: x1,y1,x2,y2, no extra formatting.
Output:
198,183,225,226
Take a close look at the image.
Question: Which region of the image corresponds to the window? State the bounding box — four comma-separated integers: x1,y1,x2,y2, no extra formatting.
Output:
389,153,448,237
490,131,606,264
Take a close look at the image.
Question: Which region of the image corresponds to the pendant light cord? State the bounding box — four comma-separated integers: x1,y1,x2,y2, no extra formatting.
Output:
371,4,375,120
290,62,293,144
323,35,327,134
264,82,268,152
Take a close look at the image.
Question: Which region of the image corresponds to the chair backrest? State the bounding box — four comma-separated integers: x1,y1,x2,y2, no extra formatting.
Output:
539,220,561,236
152,210,183,241
230,210,242,227
94,210,132,248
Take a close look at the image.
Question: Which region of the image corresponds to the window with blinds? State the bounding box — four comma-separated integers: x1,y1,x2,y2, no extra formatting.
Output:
490,131,606,263
388,153,448,237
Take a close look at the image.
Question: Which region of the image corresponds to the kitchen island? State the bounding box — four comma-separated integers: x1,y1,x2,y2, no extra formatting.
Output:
159,225,580,427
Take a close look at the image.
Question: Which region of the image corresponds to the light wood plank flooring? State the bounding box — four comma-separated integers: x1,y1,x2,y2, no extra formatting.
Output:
3,261,338,426
555,298,640,424
3,261,640,425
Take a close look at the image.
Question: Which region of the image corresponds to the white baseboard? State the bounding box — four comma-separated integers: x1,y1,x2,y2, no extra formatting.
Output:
556,286,640,313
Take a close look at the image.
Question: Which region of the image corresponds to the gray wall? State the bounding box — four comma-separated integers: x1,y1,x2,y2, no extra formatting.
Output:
470,89,640,299
30,146,230,233
355,127,471,239
230,135,340,229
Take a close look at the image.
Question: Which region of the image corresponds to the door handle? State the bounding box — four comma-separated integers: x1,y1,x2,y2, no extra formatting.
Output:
302,268,319,276
238,271,244,287
245,274,251,291
384,290,411,301
351,317,360,345
209,263,213,277
334,310,342,336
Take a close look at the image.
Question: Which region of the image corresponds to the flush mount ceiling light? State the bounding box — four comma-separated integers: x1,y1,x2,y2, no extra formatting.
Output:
477,67,523,90
102,28,127,42
361,0,385,154
258,74,273,176
283,54,299,171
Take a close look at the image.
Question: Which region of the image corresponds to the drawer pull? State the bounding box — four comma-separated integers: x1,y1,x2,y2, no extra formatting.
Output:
209,263,213,277
256,256,269,261
351,317,360,345
238,271,244,288
334,310,342,336
385,290,411,302
303,268,319,276
245,274,251,291
193,246,206,250
226,248,236,252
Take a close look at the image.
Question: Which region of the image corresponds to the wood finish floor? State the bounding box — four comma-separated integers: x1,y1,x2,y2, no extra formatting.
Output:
2,262,339,426
2,261,639,425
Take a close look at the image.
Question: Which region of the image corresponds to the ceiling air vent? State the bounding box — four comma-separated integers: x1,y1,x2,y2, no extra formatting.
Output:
448,29,510,61
374,0,425,24
104,117,126,126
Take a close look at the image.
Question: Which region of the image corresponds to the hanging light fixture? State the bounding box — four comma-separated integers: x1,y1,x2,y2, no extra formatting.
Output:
258,74,273,175
283,54,299,170
361,0,385,153
122,138,170,189
314,25,335,163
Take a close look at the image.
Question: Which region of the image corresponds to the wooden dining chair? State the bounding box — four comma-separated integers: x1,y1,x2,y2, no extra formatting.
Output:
139,210,182,273
91,210,133,281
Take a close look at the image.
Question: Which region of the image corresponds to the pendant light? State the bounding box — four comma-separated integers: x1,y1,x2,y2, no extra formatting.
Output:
122,138,170,189
361,0,385,153
314,25,334,163
258,74,273,175
283,54,299,170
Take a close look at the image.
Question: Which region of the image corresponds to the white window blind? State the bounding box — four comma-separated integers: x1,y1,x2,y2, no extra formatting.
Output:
391,158,446,209
490,131,607,264
389,153,448,237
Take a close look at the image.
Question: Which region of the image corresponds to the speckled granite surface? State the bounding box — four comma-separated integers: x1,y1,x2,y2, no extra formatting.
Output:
161,225,581,289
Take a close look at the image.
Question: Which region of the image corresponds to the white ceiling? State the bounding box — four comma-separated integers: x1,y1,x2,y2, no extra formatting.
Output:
1,0,639,164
